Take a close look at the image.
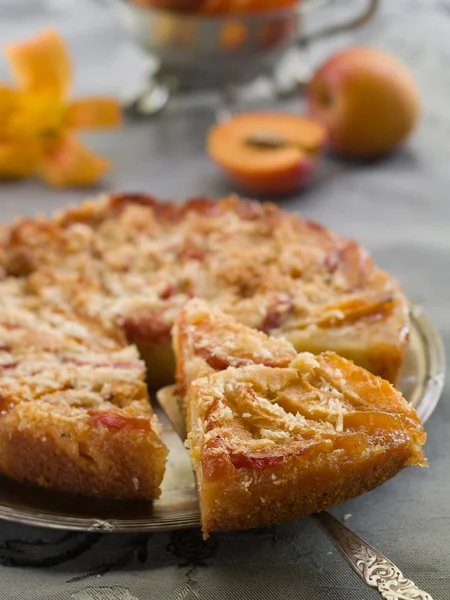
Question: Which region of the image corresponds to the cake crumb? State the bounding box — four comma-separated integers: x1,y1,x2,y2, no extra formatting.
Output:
343,513,352,522
132,477,140,490
241,476,252,490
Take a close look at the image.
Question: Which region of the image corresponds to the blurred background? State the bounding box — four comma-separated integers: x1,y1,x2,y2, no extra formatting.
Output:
0,0,449,295
1,0,449,202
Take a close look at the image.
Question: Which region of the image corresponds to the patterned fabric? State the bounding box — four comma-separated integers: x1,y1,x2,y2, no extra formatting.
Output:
0,1,449,598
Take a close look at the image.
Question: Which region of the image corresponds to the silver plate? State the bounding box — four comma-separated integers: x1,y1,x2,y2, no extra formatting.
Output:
0,305,445,533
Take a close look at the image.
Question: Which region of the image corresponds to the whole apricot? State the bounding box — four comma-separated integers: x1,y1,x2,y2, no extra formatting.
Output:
307,46,421,158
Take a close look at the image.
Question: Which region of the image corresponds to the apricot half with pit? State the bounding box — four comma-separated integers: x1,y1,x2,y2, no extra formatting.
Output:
207,113,326,196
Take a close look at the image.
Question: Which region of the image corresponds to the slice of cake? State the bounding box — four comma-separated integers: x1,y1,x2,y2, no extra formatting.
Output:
0,284,167,500
173,297,297,400
175,300,426,537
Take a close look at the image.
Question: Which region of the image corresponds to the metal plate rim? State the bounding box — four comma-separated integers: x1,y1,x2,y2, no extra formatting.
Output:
410,304,446,423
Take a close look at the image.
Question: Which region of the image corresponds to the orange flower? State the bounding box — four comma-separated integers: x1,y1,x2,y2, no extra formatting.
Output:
0,29,121,187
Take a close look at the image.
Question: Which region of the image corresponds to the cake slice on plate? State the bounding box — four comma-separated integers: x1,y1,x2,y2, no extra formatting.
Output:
173,299,427,537
0,287,167,500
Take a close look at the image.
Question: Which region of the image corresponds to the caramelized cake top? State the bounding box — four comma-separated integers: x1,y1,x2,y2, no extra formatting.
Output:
0,194,408,364
186,352,426,476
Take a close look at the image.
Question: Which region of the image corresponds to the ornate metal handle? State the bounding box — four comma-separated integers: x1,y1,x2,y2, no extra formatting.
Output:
158,384,436,600
299,0,380,45
312,512,433,599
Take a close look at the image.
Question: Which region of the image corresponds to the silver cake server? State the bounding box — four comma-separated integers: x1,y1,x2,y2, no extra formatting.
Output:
157,384,433,600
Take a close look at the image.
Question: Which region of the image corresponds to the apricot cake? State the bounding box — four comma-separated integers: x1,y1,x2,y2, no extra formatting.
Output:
0,192,410,500
2,193,408,386
174,300,426,536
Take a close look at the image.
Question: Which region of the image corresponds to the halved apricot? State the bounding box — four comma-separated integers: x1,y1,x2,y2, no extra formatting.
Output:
207,112,326,196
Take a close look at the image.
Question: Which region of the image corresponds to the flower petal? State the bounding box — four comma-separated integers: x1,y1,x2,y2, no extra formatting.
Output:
4,90,66,142
38,136,110,187
4,29,71,98
0,140,38,180
67,97,122,130
0,85,20,115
